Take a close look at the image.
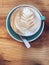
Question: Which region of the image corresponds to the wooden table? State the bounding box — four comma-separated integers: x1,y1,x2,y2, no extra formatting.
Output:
0,0,49,65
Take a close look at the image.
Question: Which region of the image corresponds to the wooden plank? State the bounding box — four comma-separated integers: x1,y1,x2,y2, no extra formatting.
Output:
0,0,49,65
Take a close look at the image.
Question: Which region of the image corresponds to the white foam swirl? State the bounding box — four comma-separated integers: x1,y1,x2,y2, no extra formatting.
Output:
15,7,35,35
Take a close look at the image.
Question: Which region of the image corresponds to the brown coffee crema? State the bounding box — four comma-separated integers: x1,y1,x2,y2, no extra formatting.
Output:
10,7,41,36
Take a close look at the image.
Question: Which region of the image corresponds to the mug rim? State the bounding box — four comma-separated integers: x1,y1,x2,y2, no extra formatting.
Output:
8,4,42,36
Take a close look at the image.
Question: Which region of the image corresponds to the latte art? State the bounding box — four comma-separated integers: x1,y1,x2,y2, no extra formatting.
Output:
11,6,41,36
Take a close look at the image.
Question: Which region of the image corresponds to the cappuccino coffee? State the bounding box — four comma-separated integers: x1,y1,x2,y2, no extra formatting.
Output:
10,5,41,36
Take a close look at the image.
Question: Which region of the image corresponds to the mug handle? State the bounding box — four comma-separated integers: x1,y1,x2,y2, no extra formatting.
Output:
41,16,46,21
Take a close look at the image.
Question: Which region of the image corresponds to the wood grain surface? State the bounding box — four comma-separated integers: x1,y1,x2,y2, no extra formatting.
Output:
0,0,49,65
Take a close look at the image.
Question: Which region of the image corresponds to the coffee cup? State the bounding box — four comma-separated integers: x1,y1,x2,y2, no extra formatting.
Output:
10,4,45,36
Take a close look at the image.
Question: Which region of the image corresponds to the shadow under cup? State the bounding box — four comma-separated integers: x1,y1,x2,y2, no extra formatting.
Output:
6,4,46,42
